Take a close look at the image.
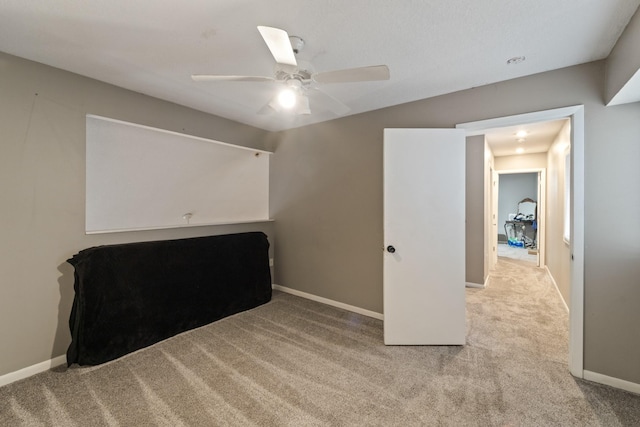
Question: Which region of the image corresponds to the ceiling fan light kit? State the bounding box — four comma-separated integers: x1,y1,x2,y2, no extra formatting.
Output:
269,88,310,115
288,35,305,55
277,87,297,109
192,26,390,116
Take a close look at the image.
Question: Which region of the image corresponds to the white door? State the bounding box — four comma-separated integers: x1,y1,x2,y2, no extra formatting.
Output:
383,128,466,345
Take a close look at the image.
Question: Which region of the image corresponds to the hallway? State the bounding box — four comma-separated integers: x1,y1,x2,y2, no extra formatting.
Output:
467,257,640,424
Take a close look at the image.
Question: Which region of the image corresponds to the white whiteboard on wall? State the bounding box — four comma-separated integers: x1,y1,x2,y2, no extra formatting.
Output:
86,115,272,234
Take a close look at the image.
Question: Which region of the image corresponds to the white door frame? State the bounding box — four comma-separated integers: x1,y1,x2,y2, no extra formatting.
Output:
489,167,499,271
495,168,546,269
456,105,585,378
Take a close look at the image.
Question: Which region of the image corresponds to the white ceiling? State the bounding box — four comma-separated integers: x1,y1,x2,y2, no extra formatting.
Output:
485,119,568,157
0,1,638,132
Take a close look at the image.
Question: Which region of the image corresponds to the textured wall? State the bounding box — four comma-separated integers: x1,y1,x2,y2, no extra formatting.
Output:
605,6,640,104
0,52,273,377
546,121,572,308
271,61,640,384
3,50,639,387
466,135,485,285
495,153,548,170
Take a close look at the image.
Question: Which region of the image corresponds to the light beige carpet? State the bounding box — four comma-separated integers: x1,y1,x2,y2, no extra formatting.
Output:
1,258,639,426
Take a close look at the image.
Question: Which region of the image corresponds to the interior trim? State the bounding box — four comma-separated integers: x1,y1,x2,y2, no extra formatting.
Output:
545,266,569,313
457,105,585,379
0,355,66,388
465,282,485,289
272,284,384,320
583,370,640,395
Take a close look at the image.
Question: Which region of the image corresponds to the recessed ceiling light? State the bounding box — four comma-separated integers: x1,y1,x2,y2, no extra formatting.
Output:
516,147,525,154
507,56,526,65
516,130,527,138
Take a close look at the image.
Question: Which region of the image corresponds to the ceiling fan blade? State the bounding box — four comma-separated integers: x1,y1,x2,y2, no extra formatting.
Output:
191,75,275,82
257,26,297,67
257,101,275,115
313,65,390,84
306,87,350,115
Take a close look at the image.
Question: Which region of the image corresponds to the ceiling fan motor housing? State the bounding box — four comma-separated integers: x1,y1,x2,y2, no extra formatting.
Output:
289,35,304,54
275,67,312,83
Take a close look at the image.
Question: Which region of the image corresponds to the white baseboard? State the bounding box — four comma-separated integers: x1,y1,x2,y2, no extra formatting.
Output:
1,288,383,387
465,282,483,288
466,275,489,289
583,370,640,395
545,266,569,313
272,284,384,320
0,354,66,388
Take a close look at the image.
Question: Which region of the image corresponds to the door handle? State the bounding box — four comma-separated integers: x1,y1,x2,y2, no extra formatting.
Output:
386,245,396,253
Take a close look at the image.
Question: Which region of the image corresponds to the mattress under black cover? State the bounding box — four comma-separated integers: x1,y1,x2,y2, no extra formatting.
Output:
66,232,272,366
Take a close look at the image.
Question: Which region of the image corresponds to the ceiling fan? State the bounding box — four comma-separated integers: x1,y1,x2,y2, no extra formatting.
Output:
192,26,390,115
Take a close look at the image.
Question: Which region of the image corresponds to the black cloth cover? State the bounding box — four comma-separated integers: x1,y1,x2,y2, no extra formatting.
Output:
66,232,272,366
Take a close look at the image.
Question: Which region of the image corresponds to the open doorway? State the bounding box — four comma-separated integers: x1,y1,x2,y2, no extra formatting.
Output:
457,105,585,378
484,118,569,273
496,172,541,266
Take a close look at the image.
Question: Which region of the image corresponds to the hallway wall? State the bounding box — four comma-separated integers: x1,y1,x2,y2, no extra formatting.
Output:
546,121,572,308
466,135,486,285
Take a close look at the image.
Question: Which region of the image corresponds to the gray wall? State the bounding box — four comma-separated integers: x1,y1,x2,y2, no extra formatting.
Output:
466,136,485,285
497,173,538,241
3,50,640,387
495,153,547,172
270,61,640,384
605,5,640,104
0,52,274,377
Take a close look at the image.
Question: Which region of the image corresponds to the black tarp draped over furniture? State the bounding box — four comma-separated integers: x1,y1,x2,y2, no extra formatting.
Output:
66,232,272,366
